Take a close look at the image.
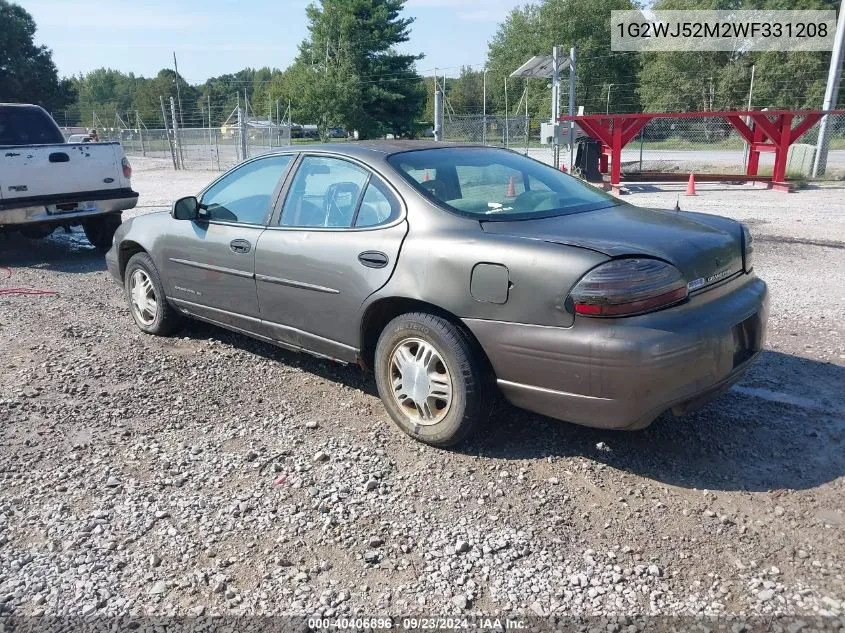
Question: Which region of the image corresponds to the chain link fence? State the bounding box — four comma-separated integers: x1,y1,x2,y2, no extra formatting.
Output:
97,124,292,171
443,113,845,178
85,107,844,179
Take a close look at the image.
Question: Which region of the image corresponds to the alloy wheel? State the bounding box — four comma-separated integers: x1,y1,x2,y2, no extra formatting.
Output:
388,337,453,425
129,269,158,326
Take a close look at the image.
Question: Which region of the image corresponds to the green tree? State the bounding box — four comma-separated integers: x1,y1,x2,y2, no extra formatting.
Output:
487,0,641,117
637,0,842,113
295,0,426,138
69,68,142,127
447,66,490,115
0,0,74,112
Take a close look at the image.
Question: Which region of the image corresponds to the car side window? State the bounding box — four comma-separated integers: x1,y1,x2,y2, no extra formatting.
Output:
280,156,369,228
201,155,292,225
354,178,401,227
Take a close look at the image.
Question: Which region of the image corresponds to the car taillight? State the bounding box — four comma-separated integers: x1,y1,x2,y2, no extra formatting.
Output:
570,258,688,317
122,157,132,179
741,223,754,273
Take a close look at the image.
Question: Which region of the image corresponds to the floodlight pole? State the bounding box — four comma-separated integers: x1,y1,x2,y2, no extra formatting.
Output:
434,90,443,141
569,46,577,171
813,0,845,177
483,69,489,145
552,46,561,168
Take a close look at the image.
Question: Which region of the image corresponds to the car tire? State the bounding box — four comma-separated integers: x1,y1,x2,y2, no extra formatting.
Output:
83,213,122,252
124,252,184,336
374,312,494,447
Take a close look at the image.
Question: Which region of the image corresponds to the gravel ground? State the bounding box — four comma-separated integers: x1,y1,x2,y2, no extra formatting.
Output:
1,158,843,627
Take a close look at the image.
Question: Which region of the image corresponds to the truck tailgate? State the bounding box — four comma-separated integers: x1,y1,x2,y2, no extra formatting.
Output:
0,142,128,201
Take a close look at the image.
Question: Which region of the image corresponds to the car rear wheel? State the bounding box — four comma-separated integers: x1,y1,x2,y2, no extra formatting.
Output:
374,312,493,447
124,252,183,336
83,213,122,253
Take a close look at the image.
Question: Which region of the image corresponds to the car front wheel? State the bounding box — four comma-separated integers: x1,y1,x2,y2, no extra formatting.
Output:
124,252,183,336
374,312,493,447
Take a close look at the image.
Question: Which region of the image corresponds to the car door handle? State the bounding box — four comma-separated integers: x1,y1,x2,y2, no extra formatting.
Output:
229,239,251,254
358,251,389,269
49,152,70,163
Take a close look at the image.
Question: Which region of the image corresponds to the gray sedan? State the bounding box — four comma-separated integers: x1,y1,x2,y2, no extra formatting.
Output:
106,141,768,447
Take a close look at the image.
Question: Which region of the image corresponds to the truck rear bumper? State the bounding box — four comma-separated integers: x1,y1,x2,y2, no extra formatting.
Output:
0,190,138,226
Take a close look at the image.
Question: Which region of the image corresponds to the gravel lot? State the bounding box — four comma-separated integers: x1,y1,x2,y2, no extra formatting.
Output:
1,158,843,627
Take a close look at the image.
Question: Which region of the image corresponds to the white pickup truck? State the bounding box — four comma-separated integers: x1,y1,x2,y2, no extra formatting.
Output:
0,103,138,251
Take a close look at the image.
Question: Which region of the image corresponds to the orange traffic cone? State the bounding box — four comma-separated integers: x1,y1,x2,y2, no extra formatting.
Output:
560,163,567,173
505,175,517,197
685,173,697,196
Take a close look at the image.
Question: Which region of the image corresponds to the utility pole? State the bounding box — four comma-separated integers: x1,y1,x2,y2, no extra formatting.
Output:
551,46,561,169
742,64,756,171
482,68,489,146
524,85,529,156
236,92,242,161
207,94,214,171
160,96,177,170
569,46,577,171
504,77,509,148
813,0,845,177
434,90,443,141
170,96,184,169
173,52,184,129
239,91,249,161
136,111,145,157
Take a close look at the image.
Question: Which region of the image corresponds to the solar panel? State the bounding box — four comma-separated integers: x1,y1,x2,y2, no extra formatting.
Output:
510,55,570,79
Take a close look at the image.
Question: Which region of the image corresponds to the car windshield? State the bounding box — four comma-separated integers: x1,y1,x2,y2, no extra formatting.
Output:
387,147,618,220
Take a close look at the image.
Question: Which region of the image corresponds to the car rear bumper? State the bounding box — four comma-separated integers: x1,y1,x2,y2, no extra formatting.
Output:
463,274,769,430
0,191,138,226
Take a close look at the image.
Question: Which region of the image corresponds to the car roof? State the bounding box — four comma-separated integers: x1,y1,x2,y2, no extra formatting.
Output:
269,140,485,160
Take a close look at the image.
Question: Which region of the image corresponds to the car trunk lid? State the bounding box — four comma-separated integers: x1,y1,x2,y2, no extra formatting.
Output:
480,204,743,291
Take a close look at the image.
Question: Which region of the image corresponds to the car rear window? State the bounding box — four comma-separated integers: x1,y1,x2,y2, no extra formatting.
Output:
0,107,65,146
387,147,617,220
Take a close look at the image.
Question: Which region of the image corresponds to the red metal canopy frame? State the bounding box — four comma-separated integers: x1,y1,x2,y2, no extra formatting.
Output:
559,110,845,192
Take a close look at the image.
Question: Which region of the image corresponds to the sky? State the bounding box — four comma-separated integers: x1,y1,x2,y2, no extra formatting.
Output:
20,0,527,83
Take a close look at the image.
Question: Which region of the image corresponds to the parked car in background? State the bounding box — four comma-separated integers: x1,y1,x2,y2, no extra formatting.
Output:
107,142,767,447
0,104,138,250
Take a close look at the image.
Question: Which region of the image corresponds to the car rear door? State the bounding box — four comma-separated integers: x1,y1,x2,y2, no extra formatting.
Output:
162,154,295,333
254,154,408,361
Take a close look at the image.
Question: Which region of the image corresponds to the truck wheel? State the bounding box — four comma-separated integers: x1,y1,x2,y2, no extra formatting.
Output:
374,312,494,448
124,252,184,336
83,213,122,252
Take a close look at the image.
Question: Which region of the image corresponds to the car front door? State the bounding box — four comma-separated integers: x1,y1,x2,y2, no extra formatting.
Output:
162,154,294,332
254,154,408,361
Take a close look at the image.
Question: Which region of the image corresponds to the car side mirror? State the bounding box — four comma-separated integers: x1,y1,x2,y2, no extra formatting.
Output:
172,196,204,221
